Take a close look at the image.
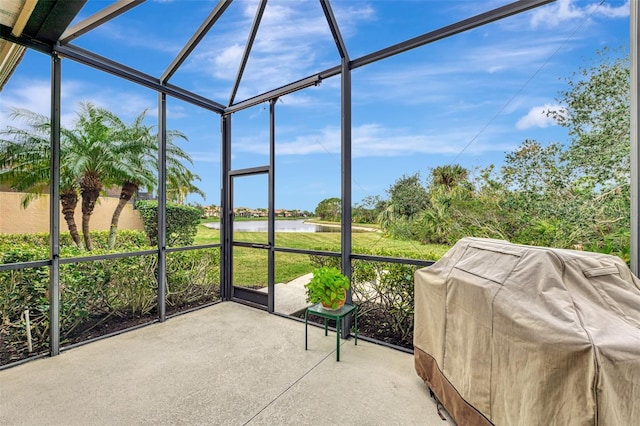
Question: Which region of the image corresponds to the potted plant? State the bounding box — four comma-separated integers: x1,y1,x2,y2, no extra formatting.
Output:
305,266,350,310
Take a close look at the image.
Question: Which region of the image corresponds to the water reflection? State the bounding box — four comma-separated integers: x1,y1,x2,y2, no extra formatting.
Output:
203,219,370,233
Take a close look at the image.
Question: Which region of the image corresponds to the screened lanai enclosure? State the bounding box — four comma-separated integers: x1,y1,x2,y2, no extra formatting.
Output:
0,0,637,368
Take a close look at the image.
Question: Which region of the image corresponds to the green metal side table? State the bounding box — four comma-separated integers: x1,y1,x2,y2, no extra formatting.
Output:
305,303,358,361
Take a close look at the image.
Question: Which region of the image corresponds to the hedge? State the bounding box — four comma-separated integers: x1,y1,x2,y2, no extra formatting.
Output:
0,231,220,366
136,200,201,246
309,246,424,347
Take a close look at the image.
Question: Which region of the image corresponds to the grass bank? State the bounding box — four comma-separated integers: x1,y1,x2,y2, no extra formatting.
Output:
194,224,449,285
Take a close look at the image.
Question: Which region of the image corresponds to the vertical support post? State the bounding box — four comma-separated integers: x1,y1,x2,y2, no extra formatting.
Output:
221,114,232,300
157,92,167,321
340,57,352,338
268,99,276,313
631,0,640,274
49,54,61,356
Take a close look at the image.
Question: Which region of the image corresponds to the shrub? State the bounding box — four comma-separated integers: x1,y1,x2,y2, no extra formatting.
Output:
166,248,220,307
136,200,201,246
307,254,340,269
309,247,423,347
0,231,220,365
0,230,149,252
102,255,157,317
0,247,50,362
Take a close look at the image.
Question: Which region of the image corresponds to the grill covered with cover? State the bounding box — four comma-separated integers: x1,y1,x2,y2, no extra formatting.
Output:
414,237,640,425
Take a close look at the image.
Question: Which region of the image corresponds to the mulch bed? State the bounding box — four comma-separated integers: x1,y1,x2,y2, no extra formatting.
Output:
1,300,218,367
2,299,412,367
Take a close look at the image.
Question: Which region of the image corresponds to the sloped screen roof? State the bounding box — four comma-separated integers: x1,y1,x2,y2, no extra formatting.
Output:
0,0,555,111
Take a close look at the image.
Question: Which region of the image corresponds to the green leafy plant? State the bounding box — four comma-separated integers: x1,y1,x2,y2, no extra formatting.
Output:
0,230,221,366
308,248,425,347
305,267,350,309
136,200,201,247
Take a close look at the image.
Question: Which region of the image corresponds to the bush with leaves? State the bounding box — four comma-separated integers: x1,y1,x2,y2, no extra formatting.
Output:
314,197,341,221
349,256,419,346
0,230,220,365
136,200,201,247
0,242,158,360
0,246,50,363
0,230,148,252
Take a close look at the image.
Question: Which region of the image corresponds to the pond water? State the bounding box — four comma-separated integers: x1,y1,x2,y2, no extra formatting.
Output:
203,219,371,233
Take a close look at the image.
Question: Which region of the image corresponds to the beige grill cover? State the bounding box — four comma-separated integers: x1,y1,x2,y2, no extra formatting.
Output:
414,237,640,425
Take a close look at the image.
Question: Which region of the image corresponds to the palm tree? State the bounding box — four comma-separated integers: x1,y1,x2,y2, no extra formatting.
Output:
101,109,204,248
166,167,205,205
430,164,469,191
66,102,139,250
428,164,473,204
1,103,206,250
98,108,156,249
377,202,397,231
0,108,84,247
69,103,207,249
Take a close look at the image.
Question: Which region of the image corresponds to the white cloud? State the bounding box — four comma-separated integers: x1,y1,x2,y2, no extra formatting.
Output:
212,44,244,80
0,77,158,130
589,1,630,18
350,30,577,108
0,78,85,128
187,0,375,102
466,38,569,74
234,123,515,158
0,79,52,127
530,0,629,28
187,152,220,163
330,3,376,37
515,104,561,130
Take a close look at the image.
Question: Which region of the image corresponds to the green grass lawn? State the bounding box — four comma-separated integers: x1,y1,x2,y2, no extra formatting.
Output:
194,224,449,286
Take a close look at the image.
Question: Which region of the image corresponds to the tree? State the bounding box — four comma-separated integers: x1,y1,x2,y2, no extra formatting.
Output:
386,173,428,219
353,195,386,224
69,102,132,250
0,108,84,247
544,48,630,254
430,164,470,191
315,197,341,221
166,167,205,205
417,165,474,244
445,165,513,243
0,103,205,250
499,140,587,247
548,48,630,188
102,108,203,248
422,49,631,254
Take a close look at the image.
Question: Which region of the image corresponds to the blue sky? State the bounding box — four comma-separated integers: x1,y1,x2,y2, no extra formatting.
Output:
0,0,630,212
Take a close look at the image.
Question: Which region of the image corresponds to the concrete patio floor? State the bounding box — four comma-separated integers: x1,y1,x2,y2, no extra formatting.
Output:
0,302,453,425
